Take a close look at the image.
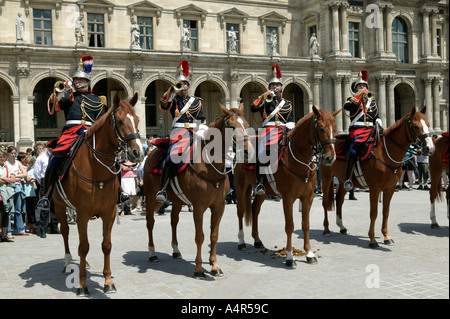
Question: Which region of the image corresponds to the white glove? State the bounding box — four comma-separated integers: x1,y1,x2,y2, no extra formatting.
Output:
168,92,176,102
196,124,209,140
375,118,382,127
286,122,295,130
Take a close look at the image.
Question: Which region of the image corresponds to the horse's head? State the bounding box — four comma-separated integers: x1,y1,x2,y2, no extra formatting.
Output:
405,106,435,156
219,102,255,163
311,106,340,165
111,92,145,163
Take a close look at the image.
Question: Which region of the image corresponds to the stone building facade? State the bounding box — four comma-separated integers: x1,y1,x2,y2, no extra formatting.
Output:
0,0,448,150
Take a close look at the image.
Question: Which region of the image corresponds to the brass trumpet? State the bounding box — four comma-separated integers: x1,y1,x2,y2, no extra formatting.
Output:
264,90,275,103
54,81,66,93
173,81,184,91
366,91,375,99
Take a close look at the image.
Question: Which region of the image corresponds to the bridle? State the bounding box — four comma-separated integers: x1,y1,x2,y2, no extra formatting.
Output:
405,115,431,153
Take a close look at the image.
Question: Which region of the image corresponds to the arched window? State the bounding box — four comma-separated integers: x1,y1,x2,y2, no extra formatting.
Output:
392,17,409,63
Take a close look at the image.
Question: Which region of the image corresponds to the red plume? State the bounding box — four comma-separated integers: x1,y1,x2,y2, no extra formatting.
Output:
361,69,368,82
179,60,189,77
272,64,281,78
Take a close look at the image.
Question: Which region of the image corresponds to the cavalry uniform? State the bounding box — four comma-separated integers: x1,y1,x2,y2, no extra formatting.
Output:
343,69,381,191
156,61,207,203
38,55,105,209
251,64,295,195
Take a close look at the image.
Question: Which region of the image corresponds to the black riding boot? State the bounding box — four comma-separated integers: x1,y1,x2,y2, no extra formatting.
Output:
156,162,172,203
37,165,59,210
255,163,266,196
344,157,356,192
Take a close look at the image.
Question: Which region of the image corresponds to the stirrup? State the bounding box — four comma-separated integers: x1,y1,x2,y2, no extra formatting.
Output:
37,197,50,210
155,190,167,203
255,184,266,196
343,180,353,192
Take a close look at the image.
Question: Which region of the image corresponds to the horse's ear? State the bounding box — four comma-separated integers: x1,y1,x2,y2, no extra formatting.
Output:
129,92,138,107
312,105,321,117
420,105,426,114
238,101,244,113
332,109,342,117
113,92,121,108
410,106,417,117
219,102,231,115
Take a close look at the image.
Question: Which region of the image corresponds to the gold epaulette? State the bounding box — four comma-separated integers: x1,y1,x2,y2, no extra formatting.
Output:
99,95,107,106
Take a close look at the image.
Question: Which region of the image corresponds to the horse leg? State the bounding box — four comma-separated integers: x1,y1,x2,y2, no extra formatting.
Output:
76,219,90,296
146,197,159,262
321,173,334,236
236,185,249,250
193,206,206,278
381,190,395,246
101,212,116,294
335,183,349,234
368,191,380,248
301,195,318,264
170,203,183,259
282,197,296,267
54,204,72,273
209,204,225,277
429,168,442,229
251,194,266,249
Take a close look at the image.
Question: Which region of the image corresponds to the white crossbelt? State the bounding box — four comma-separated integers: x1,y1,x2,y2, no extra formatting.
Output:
173,122,198,129
66,120,93,126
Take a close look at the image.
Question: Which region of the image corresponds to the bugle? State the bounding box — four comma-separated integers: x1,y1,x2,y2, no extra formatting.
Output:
264,90,275,103
173,80,184,91
54,81,66,93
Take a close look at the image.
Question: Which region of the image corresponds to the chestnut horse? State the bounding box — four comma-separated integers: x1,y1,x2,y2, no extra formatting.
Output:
143,103,253,277
320,106,435,248
429,133,449,228
52,93,144,296
234,106,339,266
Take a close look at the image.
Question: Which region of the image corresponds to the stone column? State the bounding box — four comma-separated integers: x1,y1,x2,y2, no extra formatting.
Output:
16,65,34,150
332,75,343,133
387,76,396,127
423,77,433,129
430,10,438,57
385,5,394,53
340,3,349,53
377,6,385,54
312,75,322,109
330,2,340,53
342,75,351,130
229,72,239,109
421,8,431,57
377,76,387,127
131,68,146,141
432,77,441,131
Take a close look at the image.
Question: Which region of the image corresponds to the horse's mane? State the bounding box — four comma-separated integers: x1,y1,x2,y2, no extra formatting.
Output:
289,111,313,137
383,113,408,136
85,106,113,140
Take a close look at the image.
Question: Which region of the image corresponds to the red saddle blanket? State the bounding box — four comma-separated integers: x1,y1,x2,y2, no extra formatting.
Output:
442,132,449,163
149,129,193,174
335,134,375,162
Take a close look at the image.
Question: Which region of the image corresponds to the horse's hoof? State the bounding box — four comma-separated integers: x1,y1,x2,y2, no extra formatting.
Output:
323,230,331,237
306,256,318,264
149,256,159,263
254,241,265,249
172,252,182,259
369,242,379,249
194,271,206,279
384,239,395,246
104,284,117,294
286,259,297,267
211,269,224,277
340,229,349,235
76,287,90,297
237,243,246,251
431,223,440,229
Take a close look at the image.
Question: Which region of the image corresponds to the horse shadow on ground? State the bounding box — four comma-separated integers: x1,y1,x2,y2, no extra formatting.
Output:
216,241,313,268
294,228,393,252
122,250,217,280
398,222,449,237
18,259,110,298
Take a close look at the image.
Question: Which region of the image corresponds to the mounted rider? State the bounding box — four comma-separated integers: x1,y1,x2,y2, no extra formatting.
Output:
37,55,107,209
155,60,208,203
251,64,295,195
343,68,382,191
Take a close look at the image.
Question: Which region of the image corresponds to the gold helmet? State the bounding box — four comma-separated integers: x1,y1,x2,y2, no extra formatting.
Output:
175,60,190,84
268,64,282,88
73,54,93,81
351,68,369,94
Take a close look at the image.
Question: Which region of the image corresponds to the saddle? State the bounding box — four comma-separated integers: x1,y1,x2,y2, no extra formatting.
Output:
59,132,86,180
243,126,287,170
149,134,193,175
335,134,375,162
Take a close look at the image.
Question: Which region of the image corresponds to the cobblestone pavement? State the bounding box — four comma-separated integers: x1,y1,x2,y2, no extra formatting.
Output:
0,188,448,300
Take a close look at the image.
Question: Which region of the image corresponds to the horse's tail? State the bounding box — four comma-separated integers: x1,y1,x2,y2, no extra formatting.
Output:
322,177,335,212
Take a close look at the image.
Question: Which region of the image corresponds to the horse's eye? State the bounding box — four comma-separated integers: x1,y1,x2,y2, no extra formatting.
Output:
117,119,124,126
